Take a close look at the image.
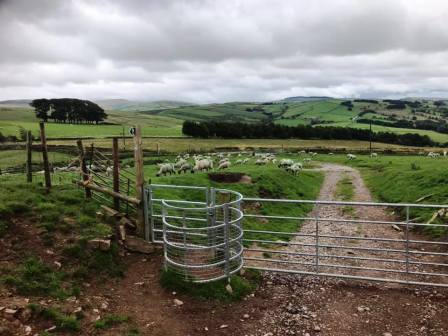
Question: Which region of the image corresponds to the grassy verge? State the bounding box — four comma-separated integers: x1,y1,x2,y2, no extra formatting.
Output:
0,181,124,296
335,174,356,216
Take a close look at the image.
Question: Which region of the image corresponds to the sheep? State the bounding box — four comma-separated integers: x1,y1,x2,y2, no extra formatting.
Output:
347,154,357,160
156,163,175,177
219,158,229,165
178,163,192,174
287,163,303,175
105,166,113,177
278,159,294,168
174,158,187,168
255,158,267,165
444,151,447,157
428,152,440,158
303,158,312,163
370,152,378,158
235,159,243,165
218,161,231,170
242,158,250,164
192,159,213,173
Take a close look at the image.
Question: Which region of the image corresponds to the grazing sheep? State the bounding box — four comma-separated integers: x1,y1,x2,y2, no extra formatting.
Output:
174,158,187,169
347,154,357,160
235,159,243,165
178,163,192,174
255,158,267,165
370,153,378,158
156,163,175,176
242,158,250,164
428,152,440,158
278,159,294,168
192,159,214,173
219,158,229,165
329,153,334,155
106,166,113,177
287,163,303,175
218,161,231,170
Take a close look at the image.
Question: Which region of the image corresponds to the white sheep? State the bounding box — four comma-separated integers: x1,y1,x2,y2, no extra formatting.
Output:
178,163,192,174
242,158,250,164
255,158,267,165
218,161,231,170
287,163,302,175
370,153,378,158
235,159,243,165
278,159,294,168
192,159,213,172
347,154,357,160
156,163,175,177
174,158,187,169
428,152,440,158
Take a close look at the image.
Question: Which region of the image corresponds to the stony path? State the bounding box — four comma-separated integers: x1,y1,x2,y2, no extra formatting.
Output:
246,163,448,336
285,163,407,282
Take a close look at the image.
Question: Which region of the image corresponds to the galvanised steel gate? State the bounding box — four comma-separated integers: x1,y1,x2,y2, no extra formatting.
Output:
144,184,448,287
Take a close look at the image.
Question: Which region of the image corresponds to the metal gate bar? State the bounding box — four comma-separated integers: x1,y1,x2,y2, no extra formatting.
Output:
145,184,448,287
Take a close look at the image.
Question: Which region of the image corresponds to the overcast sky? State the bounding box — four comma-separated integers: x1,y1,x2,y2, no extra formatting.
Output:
1,0,448,103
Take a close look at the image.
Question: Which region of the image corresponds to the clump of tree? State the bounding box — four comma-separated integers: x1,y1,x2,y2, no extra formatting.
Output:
354,99,379,104
340,100,353,110
182,120,435,147
30,98,107,124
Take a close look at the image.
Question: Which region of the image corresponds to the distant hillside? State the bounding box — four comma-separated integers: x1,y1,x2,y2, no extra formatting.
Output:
281,96,333,102
96,100,195,112
0,99,32,107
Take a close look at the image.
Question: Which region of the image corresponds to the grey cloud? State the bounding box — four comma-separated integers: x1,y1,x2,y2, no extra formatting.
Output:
1,0,448,102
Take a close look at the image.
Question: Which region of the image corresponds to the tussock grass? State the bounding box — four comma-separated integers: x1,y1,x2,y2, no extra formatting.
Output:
160,268,260,302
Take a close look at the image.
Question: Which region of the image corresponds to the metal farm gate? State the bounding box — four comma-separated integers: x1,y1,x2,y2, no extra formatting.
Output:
144,184,448,287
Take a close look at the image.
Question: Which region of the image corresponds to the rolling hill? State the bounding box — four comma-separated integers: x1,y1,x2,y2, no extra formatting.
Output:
1,97,448,143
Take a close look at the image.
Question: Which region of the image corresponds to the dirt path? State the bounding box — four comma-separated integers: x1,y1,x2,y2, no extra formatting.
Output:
247,163,448,336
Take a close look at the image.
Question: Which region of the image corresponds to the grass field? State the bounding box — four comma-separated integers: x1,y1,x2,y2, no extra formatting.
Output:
0,150,71,169
0,107,183,138
44,137,444,154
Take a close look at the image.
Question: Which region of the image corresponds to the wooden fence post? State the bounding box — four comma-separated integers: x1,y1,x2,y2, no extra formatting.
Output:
133,126,145,236
39,122,51,189
77,139,92,199
26,131,33,183
112,137,120,210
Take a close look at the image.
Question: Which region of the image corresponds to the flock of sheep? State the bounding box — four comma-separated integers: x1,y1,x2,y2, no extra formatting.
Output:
155,151,322,177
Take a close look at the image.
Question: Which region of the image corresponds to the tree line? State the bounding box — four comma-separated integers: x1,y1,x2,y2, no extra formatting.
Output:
30,98,107,124
182,120,437,147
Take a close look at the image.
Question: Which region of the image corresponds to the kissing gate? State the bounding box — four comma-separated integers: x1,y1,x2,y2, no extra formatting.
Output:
144,184,448,287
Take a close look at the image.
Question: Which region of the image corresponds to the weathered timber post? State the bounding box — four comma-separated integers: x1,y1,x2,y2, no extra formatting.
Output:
77,139,92,199
39,122,51,189
133,126,145,236
112,137,120,210
26,131,33,183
